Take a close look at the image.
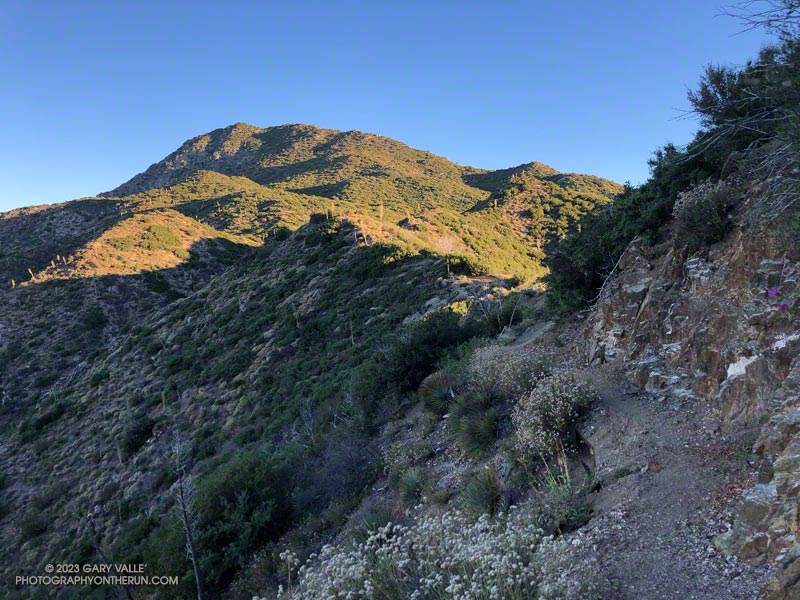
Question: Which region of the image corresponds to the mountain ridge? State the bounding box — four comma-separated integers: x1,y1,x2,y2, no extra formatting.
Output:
101,122,614,199
1,123,621,287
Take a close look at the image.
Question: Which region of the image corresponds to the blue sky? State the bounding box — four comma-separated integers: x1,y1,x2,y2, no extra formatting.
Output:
0,1,773,212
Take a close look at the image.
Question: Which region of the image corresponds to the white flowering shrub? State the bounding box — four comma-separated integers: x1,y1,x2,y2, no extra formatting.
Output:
512,369,593,464
266,506,607,600
382,434,429,481
465,345,551,400
352,503,396,544
445,346,553,455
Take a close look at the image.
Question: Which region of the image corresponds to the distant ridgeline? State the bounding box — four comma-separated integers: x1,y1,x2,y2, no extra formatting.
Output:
0,122,620,287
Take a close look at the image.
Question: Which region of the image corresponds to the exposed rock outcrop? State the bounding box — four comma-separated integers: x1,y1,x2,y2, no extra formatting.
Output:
585,222,800,598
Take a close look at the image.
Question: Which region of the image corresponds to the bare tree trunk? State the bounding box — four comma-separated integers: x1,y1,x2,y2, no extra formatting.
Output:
177,477,205,600
68,503,134,600
173,438,206,600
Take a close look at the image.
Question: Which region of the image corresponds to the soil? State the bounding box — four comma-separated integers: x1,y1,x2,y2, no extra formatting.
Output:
574,361,772,599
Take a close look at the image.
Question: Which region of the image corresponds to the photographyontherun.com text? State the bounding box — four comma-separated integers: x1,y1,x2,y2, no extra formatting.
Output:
16,563,178,587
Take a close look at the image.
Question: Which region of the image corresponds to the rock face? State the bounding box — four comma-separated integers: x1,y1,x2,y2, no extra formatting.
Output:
585,226,800,598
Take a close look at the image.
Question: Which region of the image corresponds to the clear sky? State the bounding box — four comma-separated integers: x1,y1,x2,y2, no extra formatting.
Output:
0,1,773,212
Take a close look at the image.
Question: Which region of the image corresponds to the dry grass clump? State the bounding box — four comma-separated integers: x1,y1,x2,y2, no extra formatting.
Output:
512,369,593,464
265,506,609,600
537,449,593,535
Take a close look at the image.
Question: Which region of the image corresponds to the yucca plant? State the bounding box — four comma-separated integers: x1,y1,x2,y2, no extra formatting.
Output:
448,387,493,431
417,370,454,416
457,408,500,455
398,466,429,507
449,387,502,455
353,504,396,543
461,469,502,518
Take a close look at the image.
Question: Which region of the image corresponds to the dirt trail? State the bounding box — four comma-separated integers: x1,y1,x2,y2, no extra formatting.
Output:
573,362,771,600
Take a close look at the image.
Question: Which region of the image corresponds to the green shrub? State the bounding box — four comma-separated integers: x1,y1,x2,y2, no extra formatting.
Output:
19,399,69,441
107,236,135,251
82,304,108,330
270,225,291,241
543,145,715,314
142,517,197,598
192,425,221,459
352,307,486,421
20,510,48,538
348,243,407,280
461,469,502,518
545,33,800,314
32,480,71,510
450,254,492,276
141,224,182,251
512,369,594,464
398,466,429,506
0,500,10,521
289,429,379,522
302,214,339,246
193,450,292,587
90,367,110,386
688,37,800,162
33,370,58,388
673,180,737,248
142,270,172,295
205,346,253,383
120,414,155,459
386,308,486,393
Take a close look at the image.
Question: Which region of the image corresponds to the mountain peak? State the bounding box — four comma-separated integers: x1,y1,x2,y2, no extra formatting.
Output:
108,123,547,199
104,123,334,197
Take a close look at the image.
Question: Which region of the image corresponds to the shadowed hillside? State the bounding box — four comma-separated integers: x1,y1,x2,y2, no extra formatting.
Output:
0,123,620,600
